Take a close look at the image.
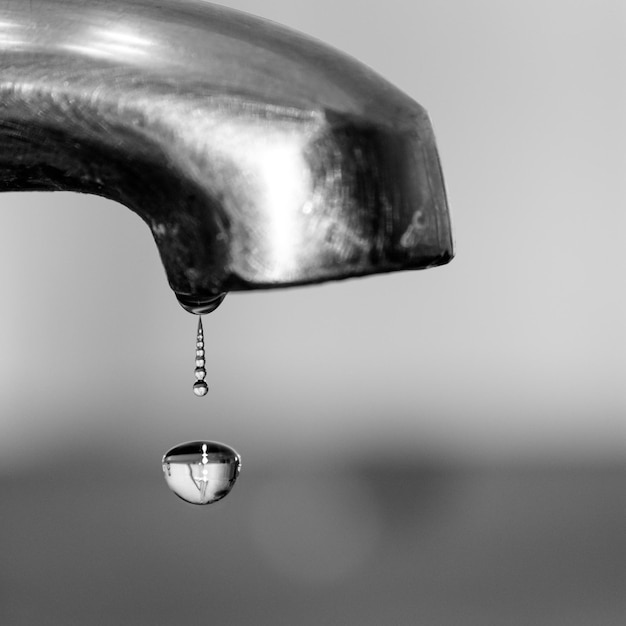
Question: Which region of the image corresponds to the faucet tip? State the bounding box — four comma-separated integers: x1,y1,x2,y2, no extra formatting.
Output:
175,293,227,315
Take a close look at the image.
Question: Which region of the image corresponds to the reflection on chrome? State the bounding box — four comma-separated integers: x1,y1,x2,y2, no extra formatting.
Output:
0,19,25,48
242,134,312,280
62,27,155,61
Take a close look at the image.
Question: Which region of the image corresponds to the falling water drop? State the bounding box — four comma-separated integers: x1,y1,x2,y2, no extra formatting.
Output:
162,441,241,505
193,316,208,396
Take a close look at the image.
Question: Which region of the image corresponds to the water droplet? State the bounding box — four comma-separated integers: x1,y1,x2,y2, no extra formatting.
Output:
162,441,241,505
194,367,206,380
193,380,208,396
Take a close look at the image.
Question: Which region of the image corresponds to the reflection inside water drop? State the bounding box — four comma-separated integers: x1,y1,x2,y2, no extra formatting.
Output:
162,441,241,505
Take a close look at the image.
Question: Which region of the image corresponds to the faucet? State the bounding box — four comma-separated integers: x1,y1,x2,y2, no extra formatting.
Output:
0,0,453,314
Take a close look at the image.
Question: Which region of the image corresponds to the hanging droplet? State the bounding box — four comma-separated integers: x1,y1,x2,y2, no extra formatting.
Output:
162,441,241,505
193,380,208,396
193,316,208,396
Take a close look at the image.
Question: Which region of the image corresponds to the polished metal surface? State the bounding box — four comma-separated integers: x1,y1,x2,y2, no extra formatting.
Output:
0,0,453,309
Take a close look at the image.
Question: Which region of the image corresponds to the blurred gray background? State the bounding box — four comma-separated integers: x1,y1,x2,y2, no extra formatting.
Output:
0,0,624,624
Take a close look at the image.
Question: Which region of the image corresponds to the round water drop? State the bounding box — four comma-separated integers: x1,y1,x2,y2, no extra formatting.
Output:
162,441,241,505
193,380,208,396
194,367,206,380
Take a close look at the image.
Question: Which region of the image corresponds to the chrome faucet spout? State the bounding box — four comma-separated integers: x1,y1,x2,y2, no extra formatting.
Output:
0,0,453,311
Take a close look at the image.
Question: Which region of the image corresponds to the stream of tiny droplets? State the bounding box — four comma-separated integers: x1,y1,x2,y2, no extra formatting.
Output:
193,316,208,396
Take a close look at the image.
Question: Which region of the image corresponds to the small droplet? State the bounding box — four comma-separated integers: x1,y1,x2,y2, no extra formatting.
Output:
193,380,208,396
162,441,241,505
196,349,204,357
195,357,205,368
195,367,206,380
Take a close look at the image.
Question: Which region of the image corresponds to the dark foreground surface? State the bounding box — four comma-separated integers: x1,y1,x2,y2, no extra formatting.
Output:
1,457,624,625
